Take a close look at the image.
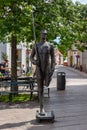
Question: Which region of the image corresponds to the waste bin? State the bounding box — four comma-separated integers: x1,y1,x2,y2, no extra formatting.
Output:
57,72,66,90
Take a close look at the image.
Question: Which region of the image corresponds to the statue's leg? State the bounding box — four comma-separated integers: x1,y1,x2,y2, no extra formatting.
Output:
36,68,44,114
37,78,44,114
44,68,51,87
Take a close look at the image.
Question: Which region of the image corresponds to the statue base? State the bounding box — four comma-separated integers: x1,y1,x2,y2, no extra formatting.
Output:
36,110,55,123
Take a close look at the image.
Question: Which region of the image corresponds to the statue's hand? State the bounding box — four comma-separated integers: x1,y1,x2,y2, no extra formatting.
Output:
51,64,55,73
52,67,54,72
49,67,54,78
32,60,39,65
51,67,54,75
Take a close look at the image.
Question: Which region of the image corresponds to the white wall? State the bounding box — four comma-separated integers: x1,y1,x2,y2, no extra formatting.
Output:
0,42,27,70
82,50,87,72
6,43,11,68
0,42,6,63
17,42,27,70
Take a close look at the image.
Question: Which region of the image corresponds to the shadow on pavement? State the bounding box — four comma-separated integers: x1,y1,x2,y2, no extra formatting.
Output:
0,100,39,110
0,118,56,130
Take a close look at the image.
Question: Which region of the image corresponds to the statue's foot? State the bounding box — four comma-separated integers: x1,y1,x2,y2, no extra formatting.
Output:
40,109,46,116
40,112,45,116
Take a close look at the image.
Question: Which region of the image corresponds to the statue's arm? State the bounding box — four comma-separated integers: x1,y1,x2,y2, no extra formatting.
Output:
50,45,55,71
30,44,38,65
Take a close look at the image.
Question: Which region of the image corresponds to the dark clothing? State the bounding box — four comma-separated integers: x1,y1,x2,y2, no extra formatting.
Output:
0,63,5,75
0,63,9,77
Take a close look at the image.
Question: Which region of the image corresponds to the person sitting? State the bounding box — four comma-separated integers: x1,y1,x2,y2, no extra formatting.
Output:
0,60,9,77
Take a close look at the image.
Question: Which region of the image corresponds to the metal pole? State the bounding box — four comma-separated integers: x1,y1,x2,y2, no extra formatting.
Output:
32,7,36,42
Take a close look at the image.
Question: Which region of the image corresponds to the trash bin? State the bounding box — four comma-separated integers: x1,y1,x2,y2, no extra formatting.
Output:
57,72,66,90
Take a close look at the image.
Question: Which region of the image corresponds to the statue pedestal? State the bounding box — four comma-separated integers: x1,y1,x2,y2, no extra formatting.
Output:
36,110,55,123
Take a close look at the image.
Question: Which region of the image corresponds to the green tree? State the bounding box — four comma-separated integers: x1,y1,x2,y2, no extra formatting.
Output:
30,0,79,57
0,0,32,92
30,0,87,56
74,3,87,51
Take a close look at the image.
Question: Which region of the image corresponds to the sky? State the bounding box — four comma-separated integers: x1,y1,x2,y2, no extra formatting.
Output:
72,0,87,4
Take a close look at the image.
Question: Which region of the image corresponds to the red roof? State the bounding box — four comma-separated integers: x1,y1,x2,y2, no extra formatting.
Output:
54,49,63,56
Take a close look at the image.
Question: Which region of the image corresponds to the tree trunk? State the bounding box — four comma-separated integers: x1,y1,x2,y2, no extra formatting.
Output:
11,34,18,93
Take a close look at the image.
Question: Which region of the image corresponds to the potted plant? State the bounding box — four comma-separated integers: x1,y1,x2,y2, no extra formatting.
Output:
2,52,8,62
0,72,4,78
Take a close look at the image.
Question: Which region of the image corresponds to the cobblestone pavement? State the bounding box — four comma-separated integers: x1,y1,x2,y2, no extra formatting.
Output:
0,65,87,130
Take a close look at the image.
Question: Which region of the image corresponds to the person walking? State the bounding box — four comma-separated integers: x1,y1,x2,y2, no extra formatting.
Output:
21,64,26,75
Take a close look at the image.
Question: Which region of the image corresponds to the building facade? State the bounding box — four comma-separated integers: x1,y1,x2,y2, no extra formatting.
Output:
0,42,27,73
67,45,87,72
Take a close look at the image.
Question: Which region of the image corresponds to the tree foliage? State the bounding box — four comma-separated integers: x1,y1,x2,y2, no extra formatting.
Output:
0,0,32,92
0,0,32,42
29,0,87,56
0,0,87,80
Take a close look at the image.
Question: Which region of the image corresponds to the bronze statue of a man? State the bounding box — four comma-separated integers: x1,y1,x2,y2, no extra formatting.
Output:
30,29,55,114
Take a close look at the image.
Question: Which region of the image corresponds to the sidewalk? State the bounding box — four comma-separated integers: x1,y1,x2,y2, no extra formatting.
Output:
0,65,87,130
66,66,87,78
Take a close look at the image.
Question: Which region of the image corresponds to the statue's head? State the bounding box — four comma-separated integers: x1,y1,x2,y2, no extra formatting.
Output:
41,29,47,34
40,29,47,40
